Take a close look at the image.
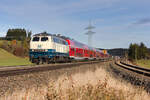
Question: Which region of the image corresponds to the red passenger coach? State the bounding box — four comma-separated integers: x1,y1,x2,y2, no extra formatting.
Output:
66,39,103,60
96,49,104,60
66,39,86,59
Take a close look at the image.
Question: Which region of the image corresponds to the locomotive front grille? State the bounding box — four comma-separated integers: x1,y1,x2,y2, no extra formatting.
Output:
32,49,47,52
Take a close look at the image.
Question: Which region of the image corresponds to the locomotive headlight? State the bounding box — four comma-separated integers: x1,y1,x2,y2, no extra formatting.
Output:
32,49,34,52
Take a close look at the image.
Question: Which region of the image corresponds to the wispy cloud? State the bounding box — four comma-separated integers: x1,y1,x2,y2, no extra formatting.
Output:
133,18,150,25
0,0,119,16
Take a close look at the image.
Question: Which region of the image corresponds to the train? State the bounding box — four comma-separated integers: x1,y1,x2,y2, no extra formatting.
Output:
29,33,110,64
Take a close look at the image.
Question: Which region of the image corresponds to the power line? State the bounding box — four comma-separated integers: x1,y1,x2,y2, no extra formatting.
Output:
85,21,96,47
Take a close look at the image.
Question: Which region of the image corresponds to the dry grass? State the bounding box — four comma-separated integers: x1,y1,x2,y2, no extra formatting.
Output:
135,60,150,68
1,65,150,100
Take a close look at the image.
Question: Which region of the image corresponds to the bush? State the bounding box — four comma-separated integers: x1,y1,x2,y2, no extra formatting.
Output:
0,40,29,57
0,40,10,52
13,46,25,57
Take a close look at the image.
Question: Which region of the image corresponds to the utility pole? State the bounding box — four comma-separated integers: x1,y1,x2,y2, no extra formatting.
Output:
85,21,96,47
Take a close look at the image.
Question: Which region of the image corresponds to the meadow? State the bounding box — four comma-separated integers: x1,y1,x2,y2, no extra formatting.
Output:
0,48,32,66
136,59,150,68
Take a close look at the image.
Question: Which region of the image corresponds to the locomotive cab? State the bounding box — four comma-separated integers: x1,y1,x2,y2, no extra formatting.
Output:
30,36,52,50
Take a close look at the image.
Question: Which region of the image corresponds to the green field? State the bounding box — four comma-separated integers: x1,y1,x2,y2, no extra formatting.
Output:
0,48,32,66
136,60,150,68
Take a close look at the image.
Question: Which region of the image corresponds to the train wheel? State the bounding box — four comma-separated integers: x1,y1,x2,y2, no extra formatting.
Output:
36,58,43,65
64,57,67,63
31,58,35,63
52,57,56,63
66,57,71,63
36,59,40,65
46,58,50,64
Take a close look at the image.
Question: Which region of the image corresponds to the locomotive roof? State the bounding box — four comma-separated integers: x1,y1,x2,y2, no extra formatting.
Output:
33,33,71,39
33,33,52,36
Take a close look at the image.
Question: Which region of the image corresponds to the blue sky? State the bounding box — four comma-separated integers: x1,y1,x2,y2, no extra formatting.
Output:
0,0,150,49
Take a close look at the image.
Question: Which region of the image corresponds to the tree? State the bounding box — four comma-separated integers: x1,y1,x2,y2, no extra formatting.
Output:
128,42,149,60
139,42,148,59
6,28,27,40
128,43,133,59
21,39,29,56
27,30,32,39
128,43,138,60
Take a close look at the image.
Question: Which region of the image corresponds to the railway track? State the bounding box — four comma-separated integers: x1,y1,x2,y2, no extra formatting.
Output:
115,61,150,77
114,61,150,92
0,61,101,77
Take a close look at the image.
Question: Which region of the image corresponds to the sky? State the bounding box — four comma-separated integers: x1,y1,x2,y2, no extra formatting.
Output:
0,0,150,49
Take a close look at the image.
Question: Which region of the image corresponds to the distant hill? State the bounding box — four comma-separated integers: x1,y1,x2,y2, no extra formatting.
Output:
106,48,150,57
98,48,128,57
107,48,128,57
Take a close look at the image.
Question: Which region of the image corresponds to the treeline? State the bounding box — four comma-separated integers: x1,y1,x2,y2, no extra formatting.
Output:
128,42,149,60
6,28,32,40
0,28,32,57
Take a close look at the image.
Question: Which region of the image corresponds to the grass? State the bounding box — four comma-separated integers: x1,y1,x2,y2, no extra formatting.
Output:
46,78,127,100
45,67,148,100
135,59,150,68
1,65,150,100
0,48,32,66
0,40,4,46
0,40,11,45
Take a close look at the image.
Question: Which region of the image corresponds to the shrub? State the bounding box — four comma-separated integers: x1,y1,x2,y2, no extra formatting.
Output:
0,40,29,57
21,39,29,56
11,40,17,46
13,46,25,57
0,40,10,51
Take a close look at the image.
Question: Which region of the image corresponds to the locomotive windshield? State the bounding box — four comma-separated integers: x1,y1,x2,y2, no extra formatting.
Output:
32,37,39,41
41,37,48,41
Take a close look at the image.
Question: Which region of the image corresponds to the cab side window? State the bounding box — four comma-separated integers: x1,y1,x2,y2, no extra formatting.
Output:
41,37,48,41
32,37,40,41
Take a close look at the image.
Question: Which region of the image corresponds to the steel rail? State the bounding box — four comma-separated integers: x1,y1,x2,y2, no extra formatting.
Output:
115,61,150,77
120,61,150,72
0,61,101,77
